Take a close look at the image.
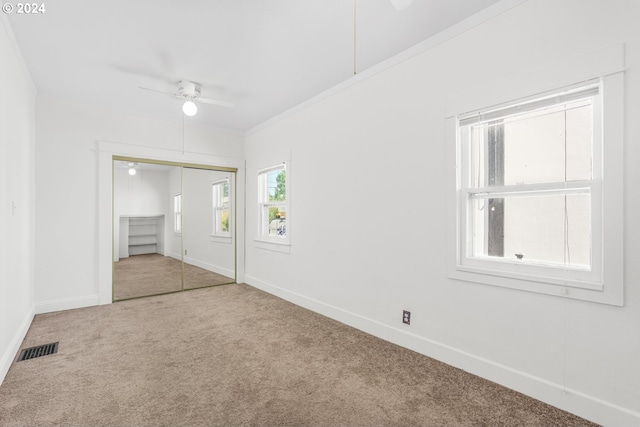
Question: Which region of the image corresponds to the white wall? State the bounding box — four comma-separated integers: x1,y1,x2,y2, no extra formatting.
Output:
243,1,640,425
114,168,171,220
113,166,173,259
0,16,36,383
35,97,244,313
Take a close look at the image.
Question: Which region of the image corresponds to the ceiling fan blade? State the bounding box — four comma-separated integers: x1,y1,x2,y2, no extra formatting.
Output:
197,97,235,108
139,86,180,98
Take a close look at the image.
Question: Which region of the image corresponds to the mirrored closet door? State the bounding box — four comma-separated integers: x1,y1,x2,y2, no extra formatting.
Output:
112,159,236,301
182,167,235,290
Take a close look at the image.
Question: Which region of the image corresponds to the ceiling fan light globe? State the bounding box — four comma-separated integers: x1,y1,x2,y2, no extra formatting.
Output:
128,168,136,176
183,100,198,116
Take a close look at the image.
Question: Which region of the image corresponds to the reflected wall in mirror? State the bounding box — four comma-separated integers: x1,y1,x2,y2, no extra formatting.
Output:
112,159,236,301
113,160,182,300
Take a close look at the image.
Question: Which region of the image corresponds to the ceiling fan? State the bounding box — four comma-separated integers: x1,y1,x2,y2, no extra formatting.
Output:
140,80,234,116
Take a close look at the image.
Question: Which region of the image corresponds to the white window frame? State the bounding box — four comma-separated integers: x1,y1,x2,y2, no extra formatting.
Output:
257,163,289,245
212,178,231,238
447,72,624,306
173,193,182,235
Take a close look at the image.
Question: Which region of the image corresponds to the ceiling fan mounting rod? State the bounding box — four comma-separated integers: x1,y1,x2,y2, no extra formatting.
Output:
353,0,357,75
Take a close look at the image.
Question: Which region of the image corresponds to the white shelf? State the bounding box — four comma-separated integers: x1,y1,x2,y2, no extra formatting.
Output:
123,215,164,256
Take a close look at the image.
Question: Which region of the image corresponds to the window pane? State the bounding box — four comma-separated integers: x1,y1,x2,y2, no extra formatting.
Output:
214,182,230,208
267,169,286,202
220,209,230,232
267,206,286,237
174,194,182,233
470,100,592,187
222,182,230,207
470,193,591,268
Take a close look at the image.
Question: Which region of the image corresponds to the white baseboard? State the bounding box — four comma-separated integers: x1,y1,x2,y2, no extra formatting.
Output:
35,295,100,314
184,256,234,279
244,275,640,427
0,304,34,385
167,253,235,280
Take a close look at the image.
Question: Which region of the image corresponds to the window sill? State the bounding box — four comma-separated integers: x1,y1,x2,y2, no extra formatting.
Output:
459,255,599,287
254,238,291,253
209,235,232,244
448,264,620,306
455,261,601,289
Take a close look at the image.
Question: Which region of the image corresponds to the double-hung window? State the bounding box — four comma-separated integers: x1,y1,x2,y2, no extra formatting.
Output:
212,179,231,237
173,193,182,234
258,164,288,241
451,74,623,305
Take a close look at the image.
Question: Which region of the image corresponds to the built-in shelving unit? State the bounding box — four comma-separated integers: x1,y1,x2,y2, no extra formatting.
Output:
128,217,159,255
118,215,165,259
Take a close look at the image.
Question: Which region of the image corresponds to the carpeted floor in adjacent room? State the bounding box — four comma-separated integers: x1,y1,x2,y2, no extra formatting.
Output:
0,283,598,427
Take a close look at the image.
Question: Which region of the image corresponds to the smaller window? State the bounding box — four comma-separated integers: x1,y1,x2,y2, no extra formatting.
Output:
212,179,231,236
173,193,182,234
258,164,288,242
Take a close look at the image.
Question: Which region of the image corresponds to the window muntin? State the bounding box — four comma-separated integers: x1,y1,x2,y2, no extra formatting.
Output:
258,165,287,241
457,82,601,287
173,193,182,234
212,179,231,236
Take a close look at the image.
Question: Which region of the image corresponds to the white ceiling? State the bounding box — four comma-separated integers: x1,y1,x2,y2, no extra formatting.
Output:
6,0,502,133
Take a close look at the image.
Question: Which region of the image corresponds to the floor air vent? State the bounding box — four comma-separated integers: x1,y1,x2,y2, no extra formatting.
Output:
17,342,59,361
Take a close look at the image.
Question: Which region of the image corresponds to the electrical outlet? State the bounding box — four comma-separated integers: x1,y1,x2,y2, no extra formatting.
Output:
185,249,188,255
402,310,411,325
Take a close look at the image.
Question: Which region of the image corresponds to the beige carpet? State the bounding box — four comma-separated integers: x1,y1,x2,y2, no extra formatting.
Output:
0,284,597,427
113,253,235,301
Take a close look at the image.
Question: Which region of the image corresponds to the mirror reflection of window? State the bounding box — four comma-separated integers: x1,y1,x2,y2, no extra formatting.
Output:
212,179,231,236
174,193,182,234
